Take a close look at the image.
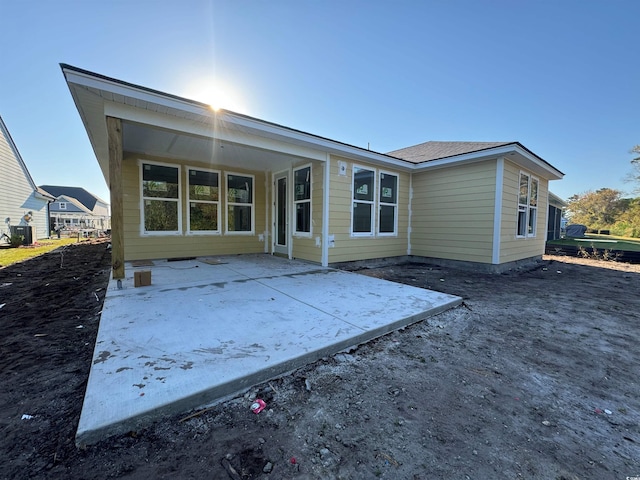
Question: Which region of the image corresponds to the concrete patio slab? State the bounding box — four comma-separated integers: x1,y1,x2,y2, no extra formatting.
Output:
76,254,461,446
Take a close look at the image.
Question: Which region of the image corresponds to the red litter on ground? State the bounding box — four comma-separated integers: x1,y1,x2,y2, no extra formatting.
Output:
290,457,297,464
251,399,266,414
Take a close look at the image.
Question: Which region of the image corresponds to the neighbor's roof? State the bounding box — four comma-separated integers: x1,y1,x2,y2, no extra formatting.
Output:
39,185,108,210
54,194,93,214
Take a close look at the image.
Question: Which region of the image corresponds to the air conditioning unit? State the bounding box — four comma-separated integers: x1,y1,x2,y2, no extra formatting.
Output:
10,225,33,245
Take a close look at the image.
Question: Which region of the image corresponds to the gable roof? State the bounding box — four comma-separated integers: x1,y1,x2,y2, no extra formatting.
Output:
0,116,54,201
39,185,107,211
387,141,513,163
54,194,94,214
61,64,564,181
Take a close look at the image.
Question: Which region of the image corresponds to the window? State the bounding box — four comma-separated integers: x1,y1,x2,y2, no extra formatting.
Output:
188,168,220,233
378,172,398,235
294,165,311,235
226,173,254,234
516,172,538,237
141,162,181,234
59,202,67,210
352,166,375,235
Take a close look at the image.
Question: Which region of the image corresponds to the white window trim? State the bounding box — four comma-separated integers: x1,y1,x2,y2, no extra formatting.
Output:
377,169,398,237
139,159,182,236
516,171,539,238
528,177,539,238
351,164,376,237
293,163,312,238
186,166,221,235
225,171,255,235
59,202,67,210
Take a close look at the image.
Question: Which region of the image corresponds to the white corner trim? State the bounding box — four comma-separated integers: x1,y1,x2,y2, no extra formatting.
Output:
492,157,504,264
321,154,330,267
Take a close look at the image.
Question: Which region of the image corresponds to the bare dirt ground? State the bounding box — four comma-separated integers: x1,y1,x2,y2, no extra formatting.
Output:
1,240,639,480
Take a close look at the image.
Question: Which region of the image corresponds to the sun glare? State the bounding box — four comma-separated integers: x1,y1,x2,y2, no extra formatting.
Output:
182,79,247,114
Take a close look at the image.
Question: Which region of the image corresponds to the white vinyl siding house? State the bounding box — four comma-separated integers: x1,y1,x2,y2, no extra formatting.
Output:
0,116,52,241
41,185,111,231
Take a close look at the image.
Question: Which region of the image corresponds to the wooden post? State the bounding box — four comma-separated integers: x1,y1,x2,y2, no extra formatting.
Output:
107,117,125,280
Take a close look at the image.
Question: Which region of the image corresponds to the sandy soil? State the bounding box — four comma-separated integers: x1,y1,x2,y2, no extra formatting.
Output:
1,241,639,479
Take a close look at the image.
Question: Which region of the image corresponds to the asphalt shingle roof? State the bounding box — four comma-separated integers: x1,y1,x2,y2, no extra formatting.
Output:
387,141,514,164
39,185,105,211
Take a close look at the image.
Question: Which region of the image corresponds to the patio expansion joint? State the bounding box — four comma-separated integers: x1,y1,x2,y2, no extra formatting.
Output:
224,265,369,332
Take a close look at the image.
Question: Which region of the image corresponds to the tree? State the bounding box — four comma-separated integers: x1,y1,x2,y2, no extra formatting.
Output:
630,145,640,192
565,188,625,229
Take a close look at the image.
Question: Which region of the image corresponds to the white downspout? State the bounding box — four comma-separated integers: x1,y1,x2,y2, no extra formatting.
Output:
492,157,504,264
264,170,269,253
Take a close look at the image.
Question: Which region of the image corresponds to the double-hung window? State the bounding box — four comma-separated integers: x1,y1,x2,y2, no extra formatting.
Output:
517,172,538,237
59,202,67,210
226,173,254,234
352,166,375,235
188,168,220,234
378,172,398,235
141,162,181,234
294,165,312,235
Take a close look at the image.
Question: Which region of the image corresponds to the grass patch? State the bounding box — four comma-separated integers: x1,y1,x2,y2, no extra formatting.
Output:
547,235,640,252
0,238,80,268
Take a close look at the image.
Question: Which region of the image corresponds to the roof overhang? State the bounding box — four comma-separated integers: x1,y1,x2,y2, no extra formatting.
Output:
61,64,414,188
548,191,567,207
410,143,564,181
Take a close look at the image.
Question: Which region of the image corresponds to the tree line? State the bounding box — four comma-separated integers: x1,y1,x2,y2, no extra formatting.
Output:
565,146,640,237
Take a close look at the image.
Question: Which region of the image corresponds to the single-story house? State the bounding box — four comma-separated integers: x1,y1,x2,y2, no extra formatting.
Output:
61,64,564,278
0,115,54,243
39,185,111,232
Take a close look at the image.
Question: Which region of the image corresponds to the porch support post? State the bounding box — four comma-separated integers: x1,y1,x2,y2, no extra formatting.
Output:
107,116,125,279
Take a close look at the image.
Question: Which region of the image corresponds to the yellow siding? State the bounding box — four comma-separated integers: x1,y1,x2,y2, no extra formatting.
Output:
291,160,323,263
499,160,549,263
327,155,410,263
411,160,497,264
122,154,268,261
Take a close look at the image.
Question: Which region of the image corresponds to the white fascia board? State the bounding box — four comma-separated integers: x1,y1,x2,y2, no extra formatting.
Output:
63,68,210,117
65,67,411,171
225,113,413,171
105,102,327,162
412,144,563,180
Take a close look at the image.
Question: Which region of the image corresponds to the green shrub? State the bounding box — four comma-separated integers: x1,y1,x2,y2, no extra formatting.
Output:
9,234,24,248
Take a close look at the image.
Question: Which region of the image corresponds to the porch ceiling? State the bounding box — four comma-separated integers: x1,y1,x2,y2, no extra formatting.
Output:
122,121,299,172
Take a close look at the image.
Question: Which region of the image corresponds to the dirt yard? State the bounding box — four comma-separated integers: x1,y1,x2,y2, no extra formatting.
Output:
1,240,639,479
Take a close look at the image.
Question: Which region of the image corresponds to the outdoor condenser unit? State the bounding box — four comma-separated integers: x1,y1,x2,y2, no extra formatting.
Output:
10,225,33,245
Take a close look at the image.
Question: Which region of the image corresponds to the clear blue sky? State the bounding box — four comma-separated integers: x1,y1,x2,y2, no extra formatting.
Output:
1,0,638,204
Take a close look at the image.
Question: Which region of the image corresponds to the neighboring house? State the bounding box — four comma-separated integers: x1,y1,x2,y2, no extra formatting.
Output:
547,192,566,241
39,185,111,231
0,115,54,242
61,64,564,278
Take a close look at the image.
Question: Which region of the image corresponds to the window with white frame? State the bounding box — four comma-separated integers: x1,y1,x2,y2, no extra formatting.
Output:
58,202,67,210
352,166,375,235
141,162,181,234
188,168,220,233
517,172,538,237
378,172,398,235
294,165,311,235
226,173,254,233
